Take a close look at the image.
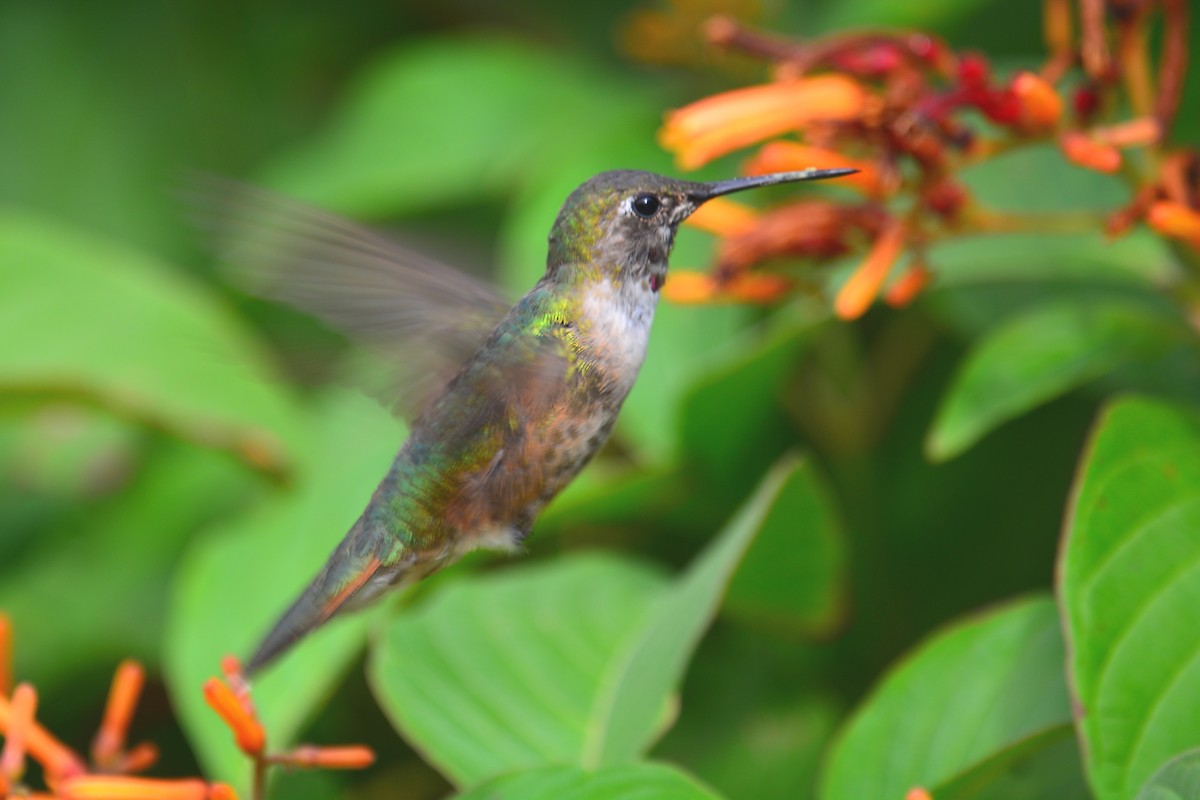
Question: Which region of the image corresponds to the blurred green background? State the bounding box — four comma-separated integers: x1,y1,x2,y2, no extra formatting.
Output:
3,0,1199,798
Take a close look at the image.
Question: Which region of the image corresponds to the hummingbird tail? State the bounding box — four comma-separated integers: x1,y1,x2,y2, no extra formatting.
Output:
244,533,386,677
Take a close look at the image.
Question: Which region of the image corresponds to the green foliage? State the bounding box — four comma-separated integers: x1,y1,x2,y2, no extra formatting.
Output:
1061,399,1200,800
927,299,1185,461
0,211,297,475
453,763,721,800
370,554,671,786
370,459,818,787
1138,751,1200,800
3,2,1200,799
931,726,1089,800
820,597,1072,798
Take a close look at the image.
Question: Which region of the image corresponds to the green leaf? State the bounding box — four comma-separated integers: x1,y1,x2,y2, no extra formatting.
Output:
589,456,810,765
164,389,405,788
1060,397,1200,799
927,299,1184,461
369,554,670,787
819,596,1071,800
931,724,1090,800
454,763,723,800
0,211,298,477
723,458,847,636
1137,750,1200,800
369,456,804,787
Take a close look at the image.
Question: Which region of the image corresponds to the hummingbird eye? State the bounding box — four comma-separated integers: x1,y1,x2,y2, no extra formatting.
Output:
631,193,661,219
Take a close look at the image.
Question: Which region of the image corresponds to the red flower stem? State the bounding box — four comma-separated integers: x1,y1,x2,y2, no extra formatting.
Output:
252,757,266,800
702,15,798,61
1080,0,1112,79
1157,0,1189,133
703,16,952,78
1116,10,1154,120
1041,0,1074,82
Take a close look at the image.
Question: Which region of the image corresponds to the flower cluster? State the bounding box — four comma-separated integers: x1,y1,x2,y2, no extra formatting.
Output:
654,1,1196,318
202,656,375,799
0,614,372,800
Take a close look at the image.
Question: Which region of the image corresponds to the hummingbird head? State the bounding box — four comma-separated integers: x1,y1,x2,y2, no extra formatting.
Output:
545,168,855,293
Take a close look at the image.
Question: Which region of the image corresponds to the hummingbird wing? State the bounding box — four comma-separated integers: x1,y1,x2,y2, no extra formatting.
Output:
193,179,513,420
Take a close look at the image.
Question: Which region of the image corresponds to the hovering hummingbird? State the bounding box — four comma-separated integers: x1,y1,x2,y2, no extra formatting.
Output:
221,167,855,675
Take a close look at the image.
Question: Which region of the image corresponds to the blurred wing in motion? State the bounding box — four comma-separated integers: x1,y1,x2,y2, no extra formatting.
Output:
192,178,513,420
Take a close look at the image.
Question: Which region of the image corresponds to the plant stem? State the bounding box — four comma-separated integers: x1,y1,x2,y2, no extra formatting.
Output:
252,758,266,800
1117,11,1154,119
954,205,1109,236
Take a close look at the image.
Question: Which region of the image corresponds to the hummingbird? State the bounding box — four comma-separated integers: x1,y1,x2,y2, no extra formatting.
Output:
220,167,855,676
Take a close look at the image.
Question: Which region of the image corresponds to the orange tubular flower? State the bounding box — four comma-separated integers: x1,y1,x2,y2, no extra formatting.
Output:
744,141,883,195
1,683,36,781
1091,116,1161,148
279,745,376,770
93,660,145,768
1012,71,1062,130
201,679,264,757
0,613,10,697
663,271,719,304
58,776,217,800
723,272,794,304
1147,201,1200,241
685,197,761,237
834,220,906,319
219,656,244,685
208,784,239,800
885,263,932,307
717,200,859,275
0,690,87,781
661,75,868,169
1059,131,1122,173
905,789,933,800
117,742,160,775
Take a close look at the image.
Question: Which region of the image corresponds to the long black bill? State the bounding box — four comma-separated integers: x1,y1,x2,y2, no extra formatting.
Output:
689,167,858,201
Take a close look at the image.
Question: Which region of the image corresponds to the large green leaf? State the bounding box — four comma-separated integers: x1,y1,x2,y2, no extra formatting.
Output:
369,554,670,787
164,389,405,790
369,457,805,787
584,456,813,766
819,596,1071,799
454,763,723,800
1060,397,1200,799
0,211,297,477
1137,750,1200,800
927,299,1184,461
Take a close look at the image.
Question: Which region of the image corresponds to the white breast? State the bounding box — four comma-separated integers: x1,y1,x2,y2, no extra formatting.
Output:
580,277,657,398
